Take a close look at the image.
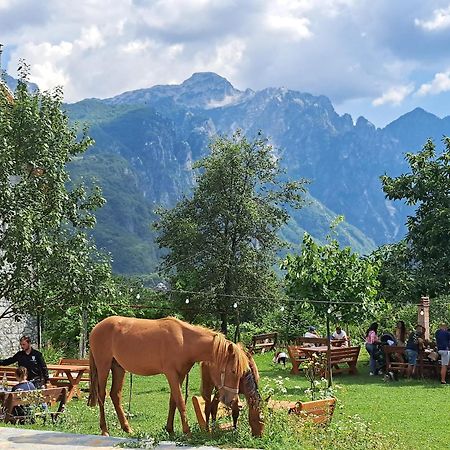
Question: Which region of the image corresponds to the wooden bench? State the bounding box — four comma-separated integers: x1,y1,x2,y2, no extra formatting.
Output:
269,398,336,425
1,387,67,424
384,346,438,379
328,346,360,375
287,345,308,374
383,346,409,377
251,333,278,353
295,337,328,347
0,366,20,388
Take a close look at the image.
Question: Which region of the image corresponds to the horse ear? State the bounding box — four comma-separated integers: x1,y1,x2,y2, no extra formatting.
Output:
227,342,235,354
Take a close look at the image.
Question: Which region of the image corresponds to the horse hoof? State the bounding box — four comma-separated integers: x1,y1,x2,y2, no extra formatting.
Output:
101,431,110,437
123,426,133,433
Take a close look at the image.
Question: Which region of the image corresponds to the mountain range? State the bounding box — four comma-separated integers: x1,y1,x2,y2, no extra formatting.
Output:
11,73,450,275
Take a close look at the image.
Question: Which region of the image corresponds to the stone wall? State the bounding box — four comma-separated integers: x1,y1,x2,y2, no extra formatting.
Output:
0,299,37,358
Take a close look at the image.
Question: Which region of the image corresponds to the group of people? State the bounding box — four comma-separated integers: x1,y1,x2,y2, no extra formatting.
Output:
304,325,349,345
365,321,450,383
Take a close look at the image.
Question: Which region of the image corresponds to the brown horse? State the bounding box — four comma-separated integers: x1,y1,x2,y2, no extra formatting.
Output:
88,316,249,436
201,351,264,436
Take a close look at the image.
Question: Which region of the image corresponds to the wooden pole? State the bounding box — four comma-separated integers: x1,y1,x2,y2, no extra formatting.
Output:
326,309,333,387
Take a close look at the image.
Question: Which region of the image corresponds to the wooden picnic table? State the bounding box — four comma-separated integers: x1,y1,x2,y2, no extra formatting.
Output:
47,364,89,402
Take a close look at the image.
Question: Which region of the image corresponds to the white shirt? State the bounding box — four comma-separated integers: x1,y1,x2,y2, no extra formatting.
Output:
332,330,348,346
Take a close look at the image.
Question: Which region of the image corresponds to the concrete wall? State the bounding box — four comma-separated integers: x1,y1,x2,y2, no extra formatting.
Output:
0,299,37,358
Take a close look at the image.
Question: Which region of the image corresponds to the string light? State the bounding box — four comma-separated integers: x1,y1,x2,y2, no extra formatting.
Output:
233,302,238,308
185,298,189,304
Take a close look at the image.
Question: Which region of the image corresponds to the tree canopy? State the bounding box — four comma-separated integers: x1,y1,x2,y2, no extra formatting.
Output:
0,69,113,321
155,130,307,334
381,137,450,297
283,220,381,325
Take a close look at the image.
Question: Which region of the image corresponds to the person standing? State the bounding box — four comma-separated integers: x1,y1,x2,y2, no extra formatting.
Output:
435,323,450,384
365,322,380,375
0,336,49,388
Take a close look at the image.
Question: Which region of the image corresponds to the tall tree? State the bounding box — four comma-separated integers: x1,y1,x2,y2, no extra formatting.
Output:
156,130,307,334
0,67,114,323
381,137,450,297
283,221,381,385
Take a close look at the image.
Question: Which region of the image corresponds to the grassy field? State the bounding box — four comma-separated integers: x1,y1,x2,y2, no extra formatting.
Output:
1,352,447,449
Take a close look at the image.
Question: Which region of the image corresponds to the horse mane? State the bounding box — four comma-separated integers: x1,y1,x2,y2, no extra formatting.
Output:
245,350,260,384
212,334,249,377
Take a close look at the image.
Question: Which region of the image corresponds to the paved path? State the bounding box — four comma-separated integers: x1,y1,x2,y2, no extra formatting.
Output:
0,427,221,449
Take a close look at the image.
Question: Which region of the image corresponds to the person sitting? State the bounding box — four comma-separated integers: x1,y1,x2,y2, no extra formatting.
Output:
303,326,320,347
273,351,288,367
11,366,36,424
12,366,36,392
331,326,349,347
405,324,425,378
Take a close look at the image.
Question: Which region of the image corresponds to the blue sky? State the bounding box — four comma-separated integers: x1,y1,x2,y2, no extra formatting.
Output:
1,0,450,127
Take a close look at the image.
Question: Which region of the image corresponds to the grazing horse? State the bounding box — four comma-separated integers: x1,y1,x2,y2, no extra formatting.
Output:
88,316,248,436
201,351,264,436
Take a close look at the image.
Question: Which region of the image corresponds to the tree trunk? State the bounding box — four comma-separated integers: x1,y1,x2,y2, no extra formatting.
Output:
221,311,228,335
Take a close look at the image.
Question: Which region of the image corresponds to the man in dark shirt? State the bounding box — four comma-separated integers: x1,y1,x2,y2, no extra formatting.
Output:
0,336,49,388
435,323,450,384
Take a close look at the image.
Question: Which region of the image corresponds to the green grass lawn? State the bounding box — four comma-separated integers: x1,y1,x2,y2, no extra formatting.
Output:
1,352,447,449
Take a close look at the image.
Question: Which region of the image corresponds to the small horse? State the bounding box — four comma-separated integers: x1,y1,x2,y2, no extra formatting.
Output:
201,351,264,436
88,316,249,436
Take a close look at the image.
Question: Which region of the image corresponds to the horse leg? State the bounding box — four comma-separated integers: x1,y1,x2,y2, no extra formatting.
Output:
110,360,132,433
96,363,111,436
210,392,219,424
231,399,240,429
166,393,177,434
166,373,190,434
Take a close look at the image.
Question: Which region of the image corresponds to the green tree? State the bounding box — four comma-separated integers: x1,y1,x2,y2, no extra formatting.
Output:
0,68,114,326
283,222,381,384
283,221,381,328
155,130,307,334
381,137,450,297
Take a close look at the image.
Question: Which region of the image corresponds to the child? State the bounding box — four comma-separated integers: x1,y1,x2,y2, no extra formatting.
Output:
11,367,36,423
273,351,287,367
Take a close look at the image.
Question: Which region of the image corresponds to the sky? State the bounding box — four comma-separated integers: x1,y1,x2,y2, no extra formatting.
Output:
1,0,450,127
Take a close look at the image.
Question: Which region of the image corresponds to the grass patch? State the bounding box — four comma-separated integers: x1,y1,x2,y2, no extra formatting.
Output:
0,352,446,448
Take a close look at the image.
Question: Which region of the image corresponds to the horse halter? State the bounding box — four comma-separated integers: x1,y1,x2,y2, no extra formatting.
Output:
218,371,239,394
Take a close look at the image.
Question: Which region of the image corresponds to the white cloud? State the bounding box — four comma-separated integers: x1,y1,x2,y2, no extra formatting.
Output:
415,6,450,31
417,70,450,96
74,26,105,50
372,84,414,106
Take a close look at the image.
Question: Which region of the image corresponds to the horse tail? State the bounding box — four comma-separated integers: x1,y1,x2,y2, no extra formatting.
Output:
88,351,98,407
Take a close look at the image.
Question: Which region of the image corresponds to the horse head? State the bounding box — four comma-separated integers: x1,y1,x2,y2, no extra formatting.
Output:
209,337,249,406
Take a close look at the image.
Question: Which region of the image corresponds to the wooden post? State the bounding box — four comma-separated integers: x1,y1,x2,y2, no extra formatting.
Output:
326,311,332,387
418,296,430,340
